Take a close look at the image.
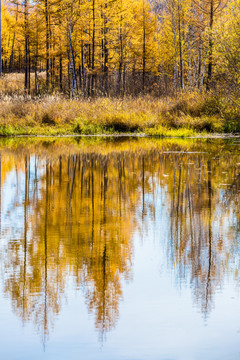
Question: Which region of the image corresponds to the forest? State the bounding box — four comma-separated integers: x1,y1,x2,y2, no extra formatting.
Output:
0,0,240,135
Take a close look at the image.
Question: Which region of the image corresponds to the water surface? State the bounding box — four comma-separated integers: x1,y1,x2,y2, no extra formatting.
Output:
0,137,240,360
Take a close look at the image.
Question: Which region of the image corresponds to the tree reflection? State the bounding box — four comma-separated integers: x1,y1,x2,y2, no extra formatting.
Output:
2,152,142,341
0,140,240,340
167,153,240,316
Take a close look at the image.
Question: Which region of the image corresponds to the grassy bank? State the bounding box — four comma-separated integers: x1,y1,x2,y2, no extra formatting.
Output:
0,87,240,137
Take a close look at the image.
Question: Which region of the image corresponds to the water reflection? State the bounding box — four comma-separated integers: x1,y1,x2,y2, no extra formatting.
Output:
0,138,240,343
167,155,239,316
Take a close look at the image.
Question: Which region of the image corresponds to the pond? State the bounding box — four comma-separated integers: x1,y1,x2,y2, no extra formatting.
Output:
0,137,240,360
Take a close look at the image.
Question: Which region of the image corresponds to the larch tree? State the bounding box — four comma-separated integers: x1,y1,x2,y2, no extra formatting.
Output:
0,0,235,96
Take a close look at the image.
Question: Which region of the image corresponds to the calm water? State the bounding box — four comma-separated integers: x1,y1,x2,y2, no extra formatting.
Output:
0,137,240,360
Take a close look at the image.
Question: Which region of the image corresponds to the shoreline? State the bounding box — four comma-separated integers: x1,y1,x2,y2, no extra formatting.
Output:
2,133,240,139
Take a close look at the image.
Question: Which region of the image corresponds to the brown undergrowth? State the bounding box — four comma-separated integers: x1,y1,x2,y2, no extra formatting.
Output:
0,74,239,136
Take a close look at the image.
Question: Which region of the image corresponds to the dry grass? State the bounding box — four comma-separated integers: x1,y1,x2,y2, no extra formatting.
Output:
0,72,46,96
0,73,239,136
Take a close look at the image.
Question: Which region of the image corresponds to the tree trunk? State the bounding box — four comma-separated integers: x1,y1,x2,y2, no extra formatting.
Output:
117,1,123,95
59,54,63,91
103,2,109,95
68,2,77,99
172,1,179,93
206,0,214,91
45,0,50,91
142,0,146,93
91,0,95,96
178,1,184,90
24,0,30,93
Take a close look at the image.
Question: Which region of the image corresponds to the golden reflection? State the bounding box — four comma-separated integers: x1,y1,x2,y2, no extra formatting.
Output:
166,154,240,315
0,139,239,339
